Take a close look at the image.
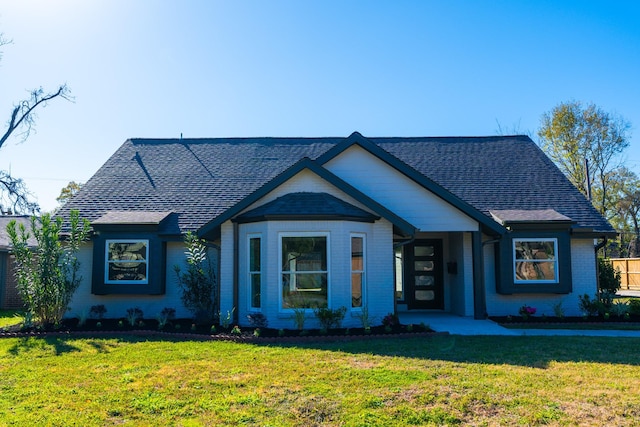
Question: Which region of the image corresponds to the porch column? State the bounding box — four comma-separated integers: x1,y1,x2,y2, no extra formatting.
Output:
471,231,487,319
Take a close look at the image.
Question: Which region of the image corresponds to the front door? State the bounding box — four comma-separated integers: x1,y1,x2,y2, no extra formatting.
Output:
405,240,444,310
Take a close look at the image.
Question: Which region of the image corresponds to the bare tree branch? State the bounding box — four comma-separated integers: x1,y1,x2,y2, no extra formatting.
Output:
0,170,39,214
1,84,73,149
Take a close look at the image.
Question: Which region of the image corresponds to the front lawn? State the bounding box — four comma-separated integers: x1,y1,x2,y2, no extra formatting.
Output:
1,334,640,425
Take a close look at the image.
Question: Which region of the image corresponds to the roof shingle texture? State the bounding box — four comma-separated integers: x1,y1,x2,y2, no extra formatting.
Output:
57,135,613,234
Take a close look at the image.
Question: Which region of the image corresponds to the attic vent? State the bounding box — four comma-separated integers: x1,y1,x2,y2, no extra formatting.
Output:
255,157,279,161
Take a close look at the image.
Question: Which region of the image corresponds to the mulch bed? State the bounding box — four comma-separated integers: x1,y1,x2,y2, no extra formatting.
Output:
0,318,442,342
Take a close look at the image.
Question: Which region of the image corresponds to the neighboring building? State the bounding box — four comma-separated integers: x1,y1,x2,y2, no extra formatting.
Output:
0,216,33,310
55,132,615,328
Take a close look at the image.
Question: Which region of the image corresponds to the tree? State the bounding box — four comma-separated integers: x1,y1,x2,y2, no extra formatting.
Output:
538,101,631,218
608,167,640,257
0,33,72,214
174,232,218,324
56,181,83,206
7,210,91,325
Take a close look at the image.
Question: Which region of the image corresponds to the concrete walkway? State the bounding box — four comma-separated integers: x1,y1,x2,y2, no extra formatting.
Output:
398,312,640,337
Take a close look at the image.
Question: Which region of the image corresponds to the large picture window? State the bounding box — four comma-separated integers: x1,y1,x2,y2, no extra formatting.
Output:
105,240,149,284
281,235,328,309
249,236,261,309
513,238,558,283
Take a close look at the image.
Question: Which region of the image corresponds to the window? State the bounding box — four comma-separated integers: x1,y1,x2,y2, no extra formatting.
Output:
105,240,149,284
351,234,365,308
513,238,558,283
249,236,261,309
281,235,328,309
394,247,404,300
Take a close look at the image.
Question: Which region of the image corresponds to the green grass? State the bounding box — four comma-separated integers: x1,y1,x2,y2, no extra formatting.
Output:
1,333,640,426
0,310,20,328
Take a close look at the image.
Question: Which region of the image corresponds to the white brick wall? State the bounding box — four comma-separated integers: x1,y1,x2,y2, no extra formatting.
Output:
233,219,394,330
68,241,214,319
485,238,597,317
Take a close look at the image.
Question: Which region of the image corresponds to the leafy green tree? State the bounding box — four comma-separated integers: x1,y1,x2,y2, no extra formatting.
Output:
0,33,71,214
174,232,217,324
538,101,631,218
56,181,83,206
7,210,90,325
605,167,640,256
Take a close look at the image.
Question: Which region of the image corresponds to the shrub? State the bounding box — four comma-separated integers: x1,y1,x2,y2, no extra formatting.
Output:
382,313,399,327
313,306,346,330
629,299,640,316
174,232,217,324
610,300,629,318
355,306,374,329
219,308,235,329
157,307,176,329
518,305,537,319
579,294,604,317
598,258,621,294
292,308,306,330
552,301,565,318
7,210,90,326
126,307,143,326
89,305,107,319
247,313,268,328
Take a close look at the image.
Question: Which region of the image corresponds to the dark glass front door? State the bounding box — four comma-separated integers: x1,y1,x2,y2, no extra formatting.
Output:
405,240,443,310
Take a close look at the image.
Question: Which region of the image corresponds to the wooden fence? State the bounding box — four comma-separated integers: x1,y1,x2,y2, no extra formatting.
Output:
610,258,640,290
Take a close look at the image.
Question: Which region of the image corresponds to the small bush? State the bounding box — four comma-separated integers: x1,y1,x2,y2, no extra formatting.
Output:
126,307,143,326
292,308,306,330
247,313,268,328
314,306,347,330
598,258,621,294
610,300,629,318
382,313,399,327
629,299,640,316
552,302,565,318
579,294,606,317
89,305,107,319
157,307,176,329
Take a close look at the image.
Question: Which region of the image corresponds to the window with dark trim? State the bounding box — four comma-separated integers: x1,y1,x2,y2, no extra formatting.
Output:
105,240,149,284
513,238,558,284
92,233,166,295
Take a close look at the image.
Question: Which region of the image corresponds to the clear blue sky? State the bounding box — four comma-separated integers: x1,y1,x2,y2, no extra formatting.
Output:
1,0,639,212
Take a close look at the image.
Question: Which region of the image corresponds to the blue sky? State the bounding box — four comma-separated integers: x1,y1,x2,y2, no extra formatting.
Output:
0,0,639,212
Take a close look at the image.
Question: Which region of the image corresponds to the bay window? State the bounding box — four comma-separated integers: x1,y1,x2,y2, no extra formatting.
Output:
281,234,328,309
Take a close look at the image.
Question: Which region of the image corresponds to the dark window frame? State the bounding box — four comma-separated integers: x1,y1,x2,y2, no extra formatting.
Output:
496,229,572,295
92,232,166,295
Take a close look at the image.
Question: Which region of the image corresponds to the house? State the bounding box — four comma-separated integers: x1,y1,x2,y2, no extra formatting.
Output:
56,132,614,329
0,216,33,309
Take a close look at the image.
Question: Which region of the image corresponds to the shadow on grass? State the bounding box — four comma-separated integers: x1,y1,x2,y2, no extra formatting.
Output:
8,336,83,356
5,333,640,368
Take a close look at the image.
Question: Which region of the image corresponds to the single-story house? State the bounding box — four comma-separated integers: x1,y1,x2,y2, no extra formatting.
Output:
55,132,614,329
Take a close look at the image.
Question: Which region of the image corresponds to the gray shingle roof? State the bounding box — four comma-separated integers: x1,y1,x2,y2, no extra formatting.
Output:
236,192,380,223
57,134,614,235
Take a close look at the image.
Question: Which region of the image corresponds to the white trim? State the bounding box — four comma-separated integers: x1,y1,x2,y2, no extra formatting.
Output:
278,232,331,312
247,233,262,311
513,238,559,284
105,239,149,285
